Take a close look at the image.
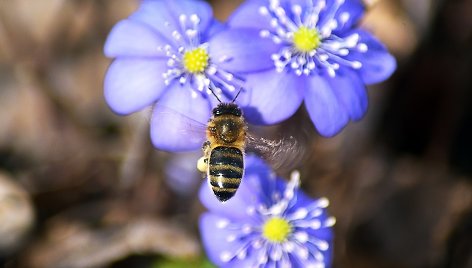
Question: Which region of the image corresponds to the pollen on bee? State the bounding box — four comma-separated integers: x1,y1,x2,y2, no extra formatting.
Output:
197,156,208,173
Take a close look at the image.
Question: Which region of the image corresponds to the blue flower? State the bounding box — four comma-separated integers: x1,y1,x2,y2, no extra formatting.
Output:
104,0,275,151
199,155,335,267
223,0,397,136
165,152,202,196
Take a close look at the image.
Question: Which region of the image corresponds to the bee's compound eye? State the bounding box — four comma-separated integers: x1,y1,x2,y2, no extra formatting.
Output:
197,157,208,173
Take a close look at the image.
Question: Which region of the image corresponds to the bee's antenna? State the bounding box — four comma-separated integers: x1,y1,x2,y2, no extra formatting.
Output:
208,83,222,103
231,87,243,103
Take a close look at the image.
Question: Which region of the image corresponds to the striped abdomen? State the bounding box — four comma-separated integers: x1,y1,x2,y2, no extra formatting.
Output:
208,146,244,202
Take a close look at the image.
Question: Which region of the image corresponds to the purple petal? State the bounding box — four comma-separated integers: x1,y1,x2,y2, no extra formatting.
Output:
131,0,213,45
199,175,256,220
344,29,396,84
228,0,271,29
336,0,365,30
104,19,167,58
304,75,349,137
164,152,202,196
206,19,226,38
329,69,368,120
104,58,168,115
200,213,255,268
209,28,279,73
165,0,213,30
239,70,304,125
322,0,365,34
150,83,210,152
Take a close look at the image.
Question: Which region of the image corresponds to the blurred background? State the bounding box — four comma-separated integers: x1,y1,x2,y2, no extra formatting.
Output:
0,0,471,267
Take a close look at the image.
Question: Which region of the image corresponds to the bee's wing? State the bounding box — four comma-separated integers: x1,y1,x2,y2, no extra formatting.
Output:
246,133,306,173
151,103,208,152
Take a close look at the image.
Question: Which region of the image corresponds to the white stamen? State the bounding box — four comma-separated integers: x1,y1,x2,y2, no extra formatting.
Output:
275,6,286,17
290,208,308,220
227,234,236,242
179,14,187,24
237,249,247,259
338,48,349,56
172,30,182,40
246,206,256,215
317,197,329,208
242,224,252,234
190,14,200,24
358,43,368,52
259,6,269,15
345,33,360,47
340,12,350,23
310,219,321,229
292,5,302,16
319,54,329,61
260,30,271,38
258,252,268,264
325,216,336,227
352,61,362,69
283,241,295,252
185,29,197,38
216,219,229,229
206,66,217,75
314,251,324,261
270,246,283,261
311,208,323,217
272,36,282,44
218,55,230,63
327,67,336,77
252,239,263,249
316,240,330,251
294,232,309,243
297,246,309,260
220,251,232,262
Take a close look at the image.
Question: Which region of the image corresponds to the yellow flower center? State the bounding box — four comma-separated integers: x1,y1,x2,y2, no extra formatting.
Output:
262,217,292,243
293,26,321,52
183,47,209,73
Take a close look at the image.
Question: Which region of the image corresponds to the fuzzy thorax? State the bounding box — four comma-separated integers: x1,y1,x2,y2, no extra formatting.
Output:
206,115,246,150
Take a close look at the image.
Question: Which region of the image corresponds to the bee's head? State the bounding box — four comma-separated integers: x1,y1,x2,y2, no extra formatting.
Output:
212,103,242,117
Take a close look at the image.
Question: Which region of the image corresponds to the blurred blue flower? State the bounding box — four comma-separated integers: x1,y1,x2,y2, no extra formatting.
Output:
225,0,397,136
199,155,335,267
104,0,276,151
165,152,202,196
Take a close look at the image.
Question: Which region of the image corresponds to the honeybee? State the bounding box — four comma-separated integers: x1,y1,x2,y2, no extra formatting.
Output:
152,87,302,203
197,102,247,202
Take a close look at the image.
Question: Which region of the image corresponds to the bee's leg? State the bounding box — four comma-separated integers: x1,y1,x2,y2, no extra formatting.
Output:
198,141,211,174
202,141,210,151
202,141,211,159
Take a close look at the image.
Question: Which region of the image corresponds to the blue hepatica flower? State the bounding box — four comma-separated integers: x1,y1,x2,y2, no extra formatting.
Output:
200,155,335,267
224,0,397,136
104,0,276,151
